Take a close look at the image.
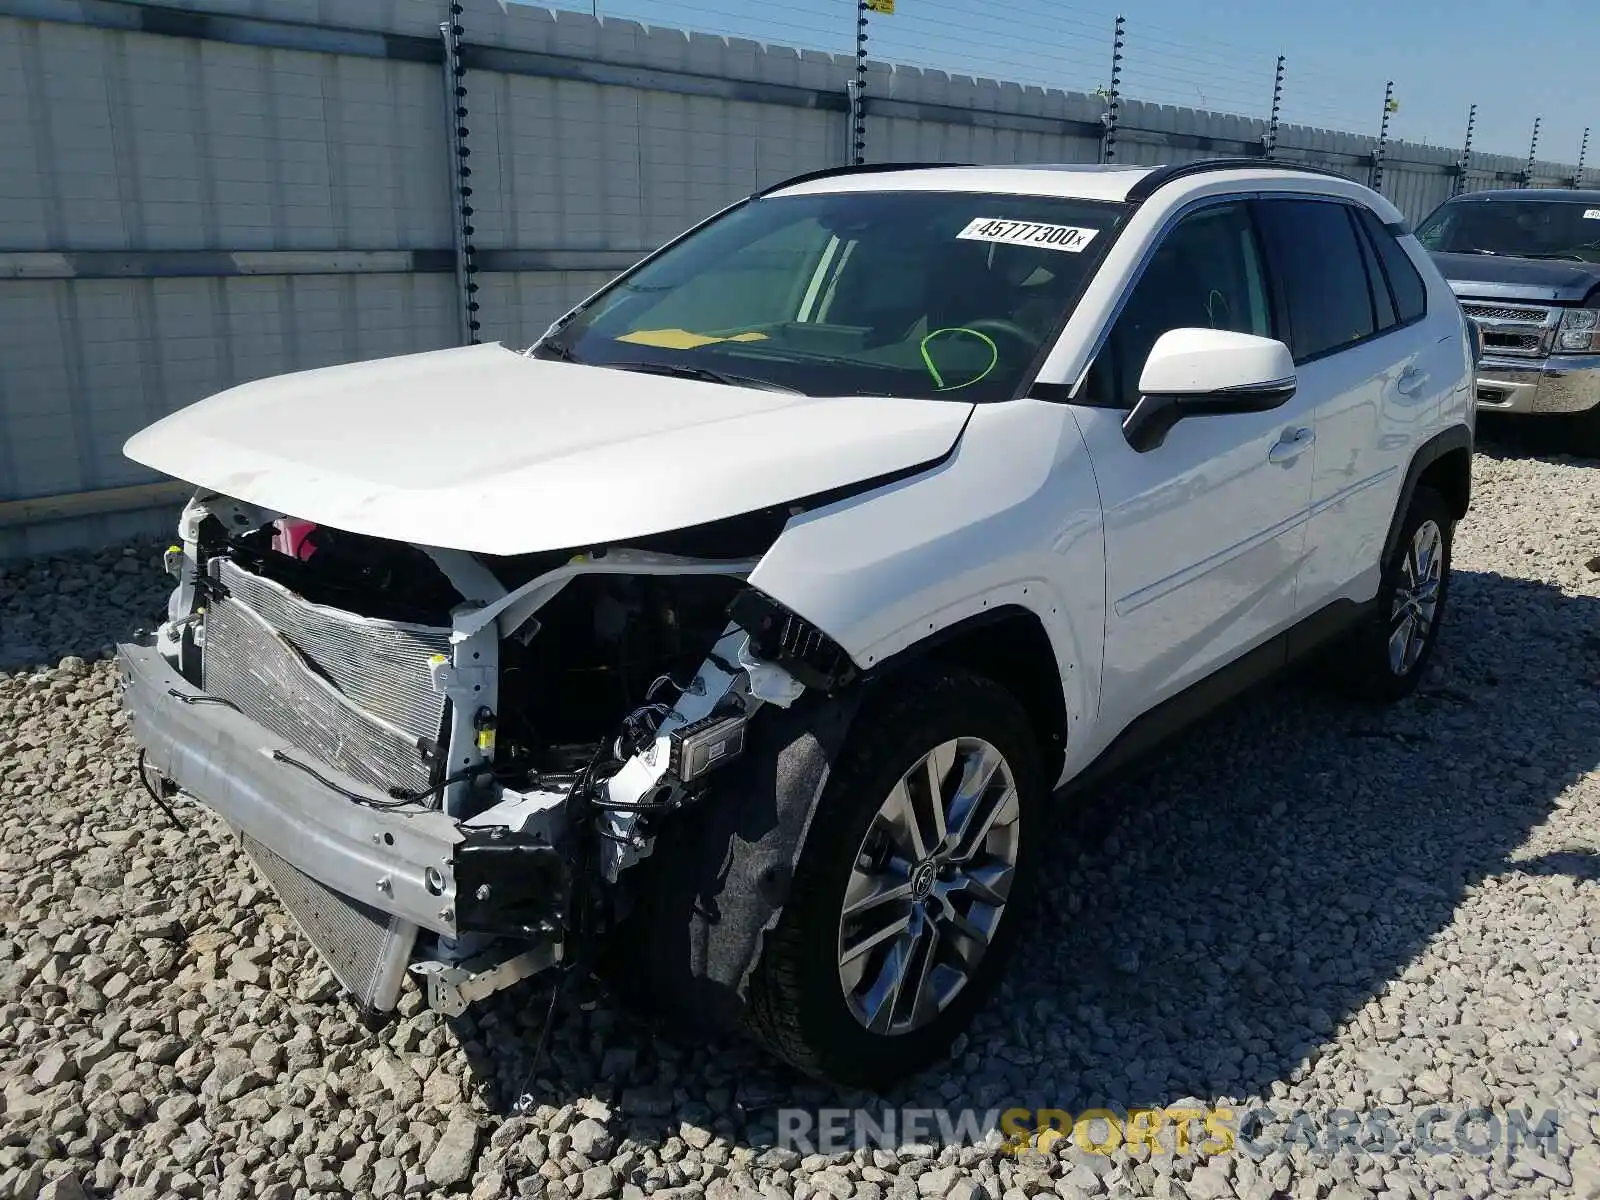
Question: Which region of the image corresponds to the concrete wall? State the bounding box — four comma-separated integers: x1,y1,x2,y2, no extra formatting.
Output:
0,0,1588,554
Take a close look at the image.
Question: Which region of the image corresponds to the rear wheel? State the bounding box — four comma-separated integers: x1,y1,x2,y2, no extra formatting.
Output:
746,666,1044,1089
1326,485,1453,702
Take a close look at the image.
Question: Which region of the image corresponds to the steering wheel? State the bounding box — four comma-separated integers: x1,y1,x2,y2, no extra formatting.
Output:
958,317,1043,351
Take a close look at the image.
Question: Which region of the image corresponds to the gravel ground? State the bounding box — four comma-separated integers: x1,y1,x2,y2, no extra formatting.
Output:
2,435,1598,1200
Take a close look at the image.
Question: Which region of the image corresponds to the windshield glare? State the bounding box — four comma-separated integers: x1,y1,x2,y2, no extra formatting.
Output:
1416,199,1600,262
539,190,1128,401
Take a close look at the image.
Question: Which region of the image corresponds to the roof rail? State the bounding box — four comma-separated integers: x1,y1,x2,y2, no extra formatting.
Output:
753,162,974,197
1124,158,1357,203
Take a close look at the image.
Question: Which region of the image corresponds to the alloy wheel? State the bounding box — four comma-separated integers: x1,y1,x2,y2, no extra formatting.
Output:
836,737,1021,1036
1389,518,1444,676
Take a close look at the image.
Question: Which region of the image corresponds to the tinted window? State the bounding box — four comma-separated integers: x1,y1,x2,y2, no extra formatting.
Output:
1352,209,1397,331
545,191,1128,402
1415,197,1600,262
1087,202,1271,408
1255,199,1376,361
1357,207,1428,323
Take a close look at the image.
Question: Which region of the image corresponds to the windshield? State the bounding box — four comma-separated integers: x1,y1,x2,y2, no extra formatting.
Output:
535,190,1128,401
1416,198,1600,262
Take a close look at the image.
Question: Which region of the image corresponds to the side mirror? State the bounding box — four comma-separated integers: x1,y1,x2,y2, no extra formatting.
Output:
1122,328,1297,452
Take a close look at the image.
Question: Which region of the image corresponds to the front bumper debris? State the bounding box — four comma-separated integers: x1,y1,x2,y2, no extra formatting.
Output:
410,943,561,1018
1475,352,1600,415
116,637,562,1012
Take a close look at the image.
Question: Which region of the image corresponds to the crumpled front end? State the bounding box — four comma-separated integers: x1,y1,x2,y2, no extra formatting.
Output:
119,488,835,1018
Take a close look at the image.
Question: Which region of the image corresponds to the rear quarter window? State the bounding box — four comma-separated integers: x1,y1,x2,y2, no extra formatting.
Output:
1356,206,1428,324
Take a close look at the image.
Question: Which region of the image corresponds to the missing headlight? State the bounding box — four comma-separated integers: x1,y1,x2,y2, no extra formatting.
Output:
728,588,857,693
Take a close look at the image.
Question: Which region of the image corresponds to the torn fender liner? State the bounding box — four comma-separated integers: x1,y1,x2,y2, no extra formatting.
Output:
617,689,865,1035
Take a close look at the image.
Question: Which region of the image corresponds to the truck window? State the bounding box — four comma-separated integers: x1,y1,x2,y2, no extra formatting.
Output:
1416,198,1600,264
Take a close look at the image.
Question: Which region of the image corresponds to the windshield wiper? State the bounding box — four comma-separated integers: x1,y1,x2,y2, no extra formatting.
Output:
608,361,804,394
530,339,582,363
1517,252,1591,262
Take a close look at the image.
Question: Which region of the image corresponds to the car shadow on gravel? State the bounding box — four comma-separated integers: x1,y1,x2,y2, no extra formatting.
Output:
471,566,1600,1143
1478,413,1600,467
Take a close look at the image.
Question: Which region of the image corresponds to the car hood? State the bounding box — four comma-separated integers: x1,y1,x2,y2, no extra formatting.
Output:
1432,251,1600,304
124,343,971,556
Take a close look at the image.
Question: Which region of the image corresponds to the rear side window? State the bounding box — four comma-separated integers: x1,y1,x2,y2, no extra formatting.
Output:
1254,198,1376,362
1352,210,1398,332
1355,207,1428,324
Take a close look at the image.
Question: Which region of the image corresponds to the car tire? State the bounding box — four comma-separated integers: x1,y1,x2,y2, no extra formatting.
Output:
745,665,1044,1090
1568,406,1600,460
1327,484,1454,703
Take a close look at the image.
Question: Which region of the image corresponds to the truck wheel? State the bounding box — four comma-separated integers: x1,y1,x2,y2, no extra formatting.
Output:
746,666,1044,1089
1328,485,1453,702
1568,406,1600,460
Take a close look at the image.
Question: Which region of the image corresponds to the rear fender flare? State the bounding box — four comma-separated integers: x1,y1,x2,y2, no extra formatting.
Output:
1381,424,1473,566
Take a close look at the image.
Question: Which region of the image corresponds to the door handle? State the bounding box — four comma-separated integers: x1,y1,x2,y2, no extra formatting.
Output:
1397,366,1429,396
1268,426,1315,465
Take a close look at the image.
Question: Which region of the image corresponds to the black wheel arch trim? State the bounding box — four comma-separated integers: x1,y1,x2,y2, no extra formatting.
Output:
1381,423,1473,568
857,604,1070,779
616,688,867,1035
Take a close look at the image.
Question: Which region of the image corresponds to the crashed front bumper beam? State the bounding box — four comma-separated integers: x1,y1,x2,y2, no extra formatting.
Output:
118,636,468,939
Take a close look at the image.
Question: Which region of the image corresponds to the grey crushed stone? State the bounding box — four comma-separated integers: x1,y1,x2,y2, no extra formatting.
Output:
0,439,1596,1197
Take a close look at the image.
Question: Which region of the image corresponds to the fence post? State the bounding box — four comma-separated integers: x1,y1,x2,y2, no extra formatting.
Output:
440,7,479,346
1573,128,1589,188
1099,15,1125,164
1452,104,1476,197
850,1,869,165
1522,116,1540,187
1262,54,1285,159
1370,80,1394,194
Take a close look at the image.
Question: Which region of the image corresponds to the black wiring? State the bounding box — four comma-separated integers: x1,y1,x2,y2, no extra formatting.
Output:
271,750,425,811
585,795,678,813
384,757,578,804
135,748,187,832
167,687,239,711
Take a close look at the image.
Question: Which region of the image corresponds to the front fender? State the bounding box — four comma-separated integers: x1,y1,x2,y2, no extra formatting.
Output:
747,398,1106,782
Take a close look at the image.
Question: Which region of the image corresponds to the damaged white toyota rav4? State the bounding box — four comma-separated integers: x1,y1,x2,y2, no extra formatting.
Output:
119,160,1476,1089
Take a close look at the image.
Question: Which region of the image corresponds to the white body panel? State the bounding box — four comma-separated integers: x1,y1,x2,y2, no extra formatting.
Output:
127,163,1474,797
123,343,971,557
1297,242,1476,614
1067,393,1314,748
747,398,1106,774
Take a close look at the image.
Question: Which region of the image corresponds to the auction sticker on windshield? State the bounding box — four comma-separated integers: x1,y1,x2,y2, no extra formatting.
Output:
957,218,1100,253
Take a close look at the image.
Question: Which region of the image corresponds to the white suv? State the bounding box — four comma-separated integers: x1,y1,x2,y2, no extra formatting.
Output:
117,160,1475,1090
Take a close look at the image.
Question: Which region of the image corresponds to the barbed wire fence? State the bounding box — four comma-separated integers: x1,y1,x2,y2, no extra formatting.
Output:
546,0,1589,191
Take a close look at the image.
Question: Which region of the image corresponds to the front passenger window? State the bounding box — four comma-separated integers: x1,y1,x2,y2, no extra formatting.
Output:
1087,203,1271,408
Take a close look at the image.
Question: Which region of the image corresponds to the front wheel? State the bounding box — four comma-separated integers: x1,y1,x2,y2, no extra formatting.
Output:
746,666,1045,1090
1567,405,1600,460
1327,484,1453,702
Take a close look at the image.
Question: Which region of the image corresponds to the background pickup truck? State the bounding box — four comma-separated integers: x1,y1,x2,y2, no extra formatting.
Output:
1417,188,1600,454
